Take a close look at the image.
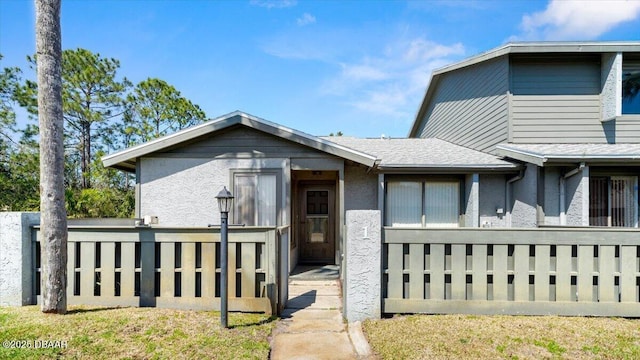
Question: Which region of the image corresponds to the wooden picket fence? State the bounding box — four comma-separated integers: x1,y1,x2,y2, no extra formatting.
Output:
383,227,640,316
32,225,285,314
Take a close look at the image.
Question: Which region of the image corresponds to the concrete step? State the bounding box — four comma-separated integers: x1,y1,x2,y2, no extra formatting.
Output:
288,285,341,297
279,318,345,333
280,308,343,321
289,279,340,287
286,293,342,310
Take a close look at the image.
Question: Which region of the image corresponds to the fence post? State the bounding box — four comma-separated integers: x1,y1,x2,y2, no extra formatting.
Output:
344,210,381,322
0,212,40,306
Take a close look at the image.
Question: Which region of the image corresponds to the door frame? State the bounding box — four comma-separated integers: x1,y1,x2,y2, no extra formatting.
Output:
295,180,337,264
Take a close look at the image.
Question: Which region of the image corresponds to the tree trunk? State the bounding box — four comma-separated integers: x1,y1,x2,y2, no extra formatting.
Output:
81,122,91,189
36,0,67,314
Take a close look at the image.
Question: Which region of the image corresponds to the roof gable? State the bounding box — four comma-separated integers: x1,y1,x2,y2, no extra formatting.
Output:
409,41,640,138
102,111,379,171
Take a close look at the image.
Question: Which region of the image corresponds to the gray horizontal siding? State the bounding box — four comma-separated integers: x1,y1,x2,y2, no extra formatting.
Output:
511,61,606,143
615,116,640,143
159,126,333,159
417,56,509,152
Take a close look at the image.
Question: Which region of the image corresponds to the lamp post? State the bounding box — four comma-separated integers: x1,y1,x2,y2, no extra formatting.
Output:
215,186,234,328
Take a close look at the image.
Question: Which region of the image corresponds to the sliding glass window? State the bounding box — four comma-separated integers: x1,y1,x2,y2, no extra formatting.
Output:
385,180,460,228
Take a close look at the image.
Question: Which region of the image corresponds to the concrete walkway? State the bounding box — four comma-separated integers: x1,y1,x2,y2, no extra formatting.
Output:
270,279,373,360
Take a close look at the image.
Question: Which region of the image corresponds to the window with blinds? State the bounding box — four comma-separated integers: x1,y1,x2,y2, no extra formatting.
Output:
589,176,638,227
233,173,277,226
386,180,460,227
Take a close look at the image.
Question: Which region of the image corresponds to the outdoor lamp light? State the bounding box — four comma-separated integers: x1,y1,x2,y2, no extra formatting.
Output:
215,186,233,328
215,186,234,214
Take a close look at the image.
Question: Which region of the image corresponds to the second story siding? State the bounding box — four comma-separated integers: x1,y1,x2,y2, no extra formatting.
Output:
510,56,607,143
415,56,509,153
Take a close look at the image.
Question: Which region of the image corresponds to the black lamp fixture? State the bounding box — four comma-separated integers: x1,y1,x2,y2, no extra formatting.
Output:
215,186,234,214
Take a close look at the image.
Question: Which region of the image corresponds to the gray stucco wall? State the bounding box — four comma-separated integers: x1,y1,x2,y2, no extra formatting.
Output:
543,167,561,225
566,166,589,226
344,164,377,212
601,52,622,121
140,157,288,227
0,212,39,306
511,164,538,228
464,174,479,227
344,210,381,322
479,174,506,228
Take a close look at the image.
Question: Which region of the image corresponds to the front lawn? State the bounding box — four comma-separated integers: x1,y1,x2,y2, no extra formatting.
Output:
363,314,640,359
0,306,276,359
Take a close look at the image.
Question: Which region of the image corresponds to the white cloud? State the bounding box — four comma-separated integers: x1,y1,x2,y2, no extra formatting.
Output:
402,39,465,62
296,13,316,26
261,26,465,120
341,62,389,81
322,39,465,118
517,0,640,40
250,0,297,9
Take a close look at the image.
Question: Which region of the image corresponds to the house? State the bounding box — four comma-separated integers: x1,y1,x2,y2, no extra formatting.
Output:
6,41,640,316
101,112,519,271
411,41,640,229
102,41,640,275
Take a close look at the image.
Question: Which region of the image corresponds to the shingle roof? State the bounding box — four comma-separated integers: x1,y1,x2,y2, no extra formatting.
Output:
495,143,640,166
323,137,518,172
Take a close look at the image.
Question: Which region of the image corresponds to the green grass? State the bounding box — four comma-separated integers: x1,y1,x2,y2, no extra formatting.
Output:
363,314,640,360
0,306,276,359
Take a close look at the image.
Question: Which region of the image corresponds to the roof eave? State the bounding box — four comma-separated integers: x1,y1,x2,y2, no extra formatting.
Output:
494,145,547,167
102,111,379,170
377,163,521,174
495,145,640,167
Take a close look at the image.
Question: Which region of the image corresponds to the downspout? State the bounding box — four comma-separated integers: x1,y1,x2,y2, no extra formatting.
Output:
506,169,525,228
559,163,585,225
366,159,381,173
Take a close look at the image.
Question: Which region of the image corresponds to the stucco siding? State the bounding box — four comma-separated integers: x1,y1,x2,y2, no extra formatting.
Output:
565,167,589,226
543,167,561,226
479,174,507,228
140,157,288,227
511,164,538,228
601,53,622,121
344,164,377,212
415,56,509,152
511,59,606,143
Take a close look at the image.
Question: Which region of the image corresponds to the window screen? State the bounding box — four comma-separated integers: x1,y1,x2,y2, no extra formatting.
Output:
386,180,460,227
234,173,277,226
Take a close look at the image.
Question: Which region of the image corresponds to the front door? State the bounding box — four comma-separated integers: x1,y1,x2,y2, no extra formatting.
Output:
299,185,335,263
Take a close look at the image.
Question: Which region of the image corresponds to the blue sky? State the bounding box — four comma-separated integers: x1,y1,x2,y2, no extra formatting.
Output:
1,0,640,138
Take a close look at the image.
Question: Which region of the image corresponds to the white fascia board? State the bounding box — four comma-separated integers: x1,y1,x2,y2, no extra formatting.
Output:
494,145,547,167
